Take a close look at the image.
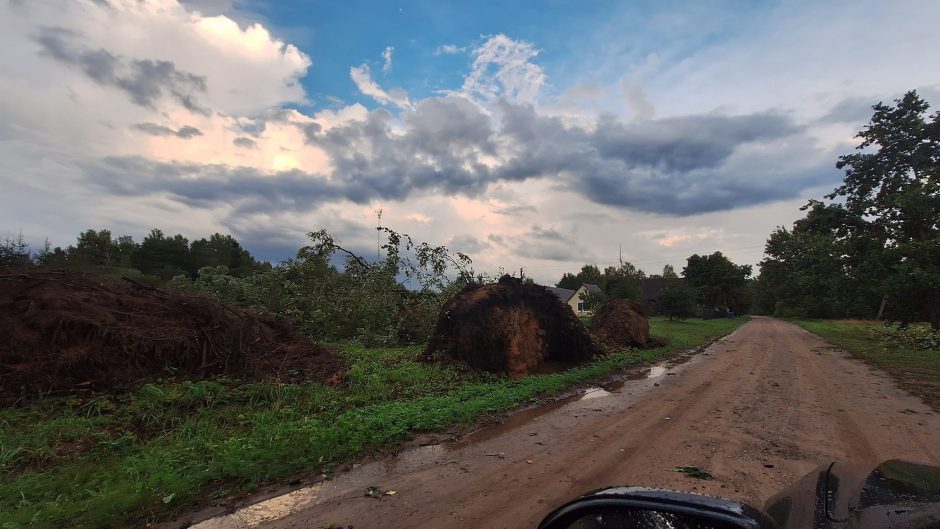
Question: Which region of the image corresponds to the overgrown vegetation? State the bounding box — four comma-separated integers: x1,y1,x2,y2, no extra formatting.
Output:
791,319,940,408
757,91,940,328
0,317,745,529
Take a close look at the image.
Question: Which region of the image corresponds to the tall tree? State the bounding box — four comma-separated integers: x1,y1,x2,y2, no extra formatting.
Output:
662,264,678,278
682,252,752,310
132,229,192,278
190,233,257,276
829,91,940,328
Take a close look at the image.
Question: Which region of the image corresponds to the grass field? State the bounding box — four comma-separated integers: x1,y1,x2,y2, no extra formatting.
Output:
790,319,940,409
0,316,746,529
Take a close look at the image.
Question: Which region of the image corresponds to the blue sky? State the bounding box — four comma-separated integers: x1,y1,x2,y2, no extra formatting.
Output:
2,0,939,281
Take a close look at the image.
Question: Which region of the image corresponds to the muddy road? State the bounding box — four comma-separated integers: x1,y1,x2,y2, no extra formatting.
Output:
193,317,940,529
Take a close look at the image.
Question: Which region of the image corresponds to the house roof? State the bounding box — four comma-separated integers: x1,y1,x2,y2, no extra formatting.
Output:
546,283,602,303
582,283,603,294
641,277,685,301
546,286,576,302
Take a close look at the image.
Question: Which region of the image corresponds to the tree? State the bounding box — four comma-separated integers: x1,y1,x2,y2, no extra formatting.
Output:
132,229,192,278
0,231,31,266
662,264,678,278
556,264,604,290
190,233,257,277
71,229,114,266
758,200,879,318
828,90,940,329
657,282,696,320
602,262,646,301
682,252,752,311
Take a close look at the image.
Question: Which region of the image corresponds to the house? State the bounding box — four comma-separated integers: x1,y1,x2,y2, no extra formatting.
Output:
641,276,685,312
546,283,603,315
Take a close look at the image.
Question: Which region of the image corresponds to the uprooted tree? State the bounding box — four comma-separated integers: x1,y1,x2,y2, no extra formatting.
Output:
175,226,476,345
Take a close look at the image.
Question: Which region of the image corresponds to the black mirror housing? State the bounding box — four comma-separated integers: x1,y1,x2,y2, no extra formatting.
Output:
538,487,778,529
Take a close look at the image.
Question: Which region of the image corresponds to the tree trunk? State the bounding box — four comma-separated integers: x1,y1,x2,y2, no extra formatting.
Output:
875,294,888,320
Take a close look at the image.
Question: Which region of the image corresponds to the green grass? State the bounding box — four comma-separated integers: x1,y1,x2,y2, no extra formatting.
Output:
790,319,940,408
0,317,745,529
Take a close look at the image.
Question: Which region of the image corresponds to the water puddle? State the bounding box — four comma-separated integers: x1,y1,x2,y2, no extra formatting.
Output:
190,483,324,529
579,387,613,400
648,365,668,378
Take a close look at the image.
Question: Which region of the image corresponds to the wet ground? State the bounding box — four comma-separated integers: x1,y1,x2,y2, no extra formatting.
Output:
180,317,940,529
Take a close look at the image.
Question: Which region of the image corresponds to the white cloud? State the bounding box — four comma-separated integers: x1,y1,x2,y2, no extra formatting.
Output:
435,44,466,55
350,64,412,108
462,34,545,104
382,46,394,73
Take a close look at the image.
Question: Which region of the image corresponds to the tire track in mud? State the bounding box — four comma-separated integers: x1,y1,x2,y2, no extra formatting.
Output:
183,317,940,529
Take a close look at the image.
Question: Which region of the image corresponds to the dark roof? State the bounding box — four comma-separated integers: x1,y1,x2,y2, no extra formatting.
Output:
582,283,603,294
641,277,685,301
546,286,576,302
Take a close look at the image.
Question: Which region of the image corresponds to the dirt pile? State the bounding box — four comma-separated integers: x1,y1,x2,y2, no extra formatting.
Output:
0,268,344,403
424,276,598,377
590,298,660,348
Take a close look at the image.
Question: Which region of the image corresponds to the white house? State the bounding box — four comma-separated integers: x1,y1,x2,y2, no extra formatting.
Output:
546,283,603,315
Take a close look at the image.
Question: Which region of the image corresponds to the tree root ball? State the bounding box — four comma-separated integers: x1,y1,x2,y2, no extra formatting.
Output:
424,276,598,378
0,268,345,404
589,298,661,349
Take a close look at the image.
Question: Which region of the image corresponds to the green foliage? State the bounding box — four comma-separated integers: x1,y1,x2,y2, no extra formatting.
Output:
682,252,752,311
556,262,646,302
132,229,191,279
763,91,940,328
0,317,744,529
189,233,258,277
656,282,697,320
662,264,678,278
0,231,31,266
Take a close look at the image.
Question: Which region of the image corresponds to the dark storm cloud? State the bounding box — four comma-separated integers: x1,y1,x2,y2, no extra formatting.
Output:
84,95,835,219
304,96,497,200
33,27,208,114
131,122,203,139
233,136,257,148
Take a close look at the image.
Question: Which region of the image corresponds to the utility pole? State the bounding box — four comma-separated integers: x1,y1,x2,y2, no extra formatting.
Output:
375,208,383,262
519,267,524,280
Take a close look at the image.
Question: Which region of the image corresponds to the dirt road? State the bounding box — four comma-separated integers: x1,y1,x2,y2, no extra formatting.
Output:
194,317,940,529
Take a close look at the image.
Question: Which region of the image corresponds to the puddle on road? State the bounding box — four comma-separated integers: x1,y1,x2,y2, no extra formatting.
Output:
190,483,324,529
580,387,613,400
184,356,701,528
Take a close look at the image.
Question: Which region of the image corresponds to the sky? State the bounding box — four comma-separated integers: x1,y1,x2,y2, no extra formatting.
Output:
2,0,939,284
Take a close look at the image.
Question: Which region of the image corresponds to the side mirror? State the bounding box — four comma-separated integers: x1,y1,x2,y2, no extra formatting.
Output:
538,487,777,529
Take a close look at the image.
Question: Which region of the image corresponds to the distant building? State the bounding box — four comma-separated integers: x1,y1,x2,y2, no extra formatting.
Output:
641,277,686,311
546,283,603,315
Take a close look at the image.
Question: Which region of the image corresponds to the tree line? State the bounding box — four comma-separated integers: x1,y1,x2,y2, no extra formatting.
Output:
755,90,939,329
554,252,753,319
1,228,261,279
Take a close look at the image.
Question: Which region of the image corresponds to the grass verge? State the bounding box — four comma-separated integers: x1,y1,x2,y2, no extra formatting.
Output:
789,319,940,408
0,316,745,529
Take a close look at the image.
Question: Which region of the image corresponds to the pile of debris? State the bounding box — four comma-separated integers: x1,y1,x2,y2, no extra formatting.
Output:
590,298,661,348
425,276,598,377
0,268,345,403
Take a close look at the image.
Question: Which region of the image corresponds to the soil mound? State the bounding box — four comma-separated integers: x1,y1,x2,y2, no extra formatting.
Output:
0,268,344,403
424,276,598,378
590,298,660,348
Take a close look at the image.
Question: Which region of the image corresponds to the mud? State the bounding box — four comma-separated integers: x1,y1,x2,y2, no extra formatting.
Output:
179,317,940,529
